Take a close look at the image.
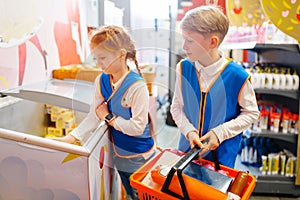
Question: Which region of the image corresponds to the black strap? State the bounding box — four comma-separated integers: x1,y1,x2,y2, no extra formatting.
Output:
211,150,221,171
161,146,202,200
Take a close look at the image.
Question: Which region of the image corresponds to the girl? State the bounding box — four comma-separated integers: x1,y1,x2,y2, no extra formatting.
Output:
56,25,155,199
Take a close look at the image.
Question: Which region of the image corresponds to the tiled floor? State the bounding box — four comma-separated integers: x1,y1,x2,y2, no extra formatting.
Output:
154,109,300,200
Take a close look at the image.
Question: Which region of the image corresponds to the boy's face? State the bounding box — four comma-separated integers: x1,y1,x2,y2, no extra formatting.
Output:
181,30,212,62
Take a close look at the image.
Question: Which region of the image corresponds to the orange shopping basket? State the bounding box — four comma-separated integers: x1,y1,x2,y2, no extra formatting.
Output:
130,147,256,200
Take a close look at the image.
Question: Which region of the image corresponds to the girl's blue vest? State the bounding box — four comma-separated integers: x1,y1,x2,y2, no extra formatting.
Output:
100,70,154,157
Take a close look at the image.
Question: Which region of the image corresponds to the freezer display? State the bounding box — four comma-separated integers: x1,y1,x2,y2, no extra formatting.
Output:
0,79,122,200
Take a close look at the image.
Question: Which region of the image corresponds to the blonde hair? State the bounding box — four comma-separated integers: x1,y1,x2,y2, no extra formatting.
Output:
180,5,229,44
90,25,141,75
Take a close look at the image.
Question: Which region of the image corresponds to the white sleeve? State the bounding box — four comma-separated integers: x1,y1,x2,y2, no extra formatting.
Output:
70,75,104,142
212,80,260,143
170,62,198,138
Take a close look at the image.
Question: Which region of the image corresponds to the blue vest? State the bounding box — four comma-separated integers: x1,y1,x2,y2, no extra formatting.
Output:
100,70,154,157
179,58,249,168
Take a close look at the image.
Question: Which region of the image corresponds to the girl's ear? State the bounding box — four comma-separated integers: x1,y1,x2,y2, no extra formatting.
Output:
210,35,219,49
120,48,127,58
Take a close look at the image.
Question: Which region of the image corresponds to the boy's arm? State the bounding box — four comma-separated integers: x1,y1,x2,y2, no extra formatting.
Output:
212,80,260,143
170,63,198,138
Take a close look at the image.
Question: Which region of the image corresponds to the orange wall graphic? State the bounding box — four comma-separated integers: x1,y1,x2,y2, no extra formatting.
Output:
54,0,82,66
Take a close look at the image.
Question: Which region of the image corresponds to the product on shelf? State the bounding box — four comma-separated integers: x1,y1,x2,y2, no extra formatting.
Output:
224,21,298,45
285,156,297,177
281,113,289,134
261,155,267,174
240,135,297,177
252,100,299,134
247,63,299,91
260,150,297,177
267,153,279,175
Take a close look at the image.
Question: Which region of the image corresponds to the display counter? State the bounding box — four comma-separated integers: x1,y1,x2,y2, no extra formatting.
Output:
0,79,121,200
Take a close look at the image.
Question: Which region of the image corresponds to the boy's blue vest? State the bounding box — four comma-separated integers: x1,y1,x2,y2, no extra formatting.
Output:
179,58,249,168
100,70,154,157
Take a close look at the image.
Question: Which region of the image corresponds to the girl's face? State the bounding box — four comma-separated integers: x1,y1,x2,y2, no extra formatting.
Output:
92,47,122,74
181,30,211,62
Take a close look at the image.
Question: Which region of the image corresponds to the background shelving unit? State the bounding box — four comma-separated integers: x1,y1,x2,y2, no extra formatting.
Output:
222,42,300,196
254,89,300,100
250,131,297,144
222,42,300,54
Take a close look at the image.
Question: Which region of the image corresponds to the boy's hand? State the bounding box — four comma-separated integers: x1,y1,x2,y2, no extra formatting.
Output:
199,130,220,151
187,131,203,149
187,130,220,158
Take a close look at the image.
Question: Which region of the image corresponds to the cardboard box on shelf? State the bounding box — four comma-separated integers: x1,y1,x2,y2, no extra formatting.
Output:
76,69,102,82
52,65,102,83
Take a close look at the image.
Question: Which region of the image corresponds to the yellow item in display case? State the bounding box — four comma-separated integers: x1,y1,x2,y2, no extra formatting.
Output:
46,127,64,137
45,104,77,138
50,113,59,122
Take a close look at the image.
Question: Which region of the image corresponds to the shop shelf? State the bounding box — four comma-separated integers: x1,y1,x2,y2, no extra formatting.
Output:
226,40,300,194
254,175,300,196
221,42,300,54
235,155,300,196
254,89,300,100
250,130,298,143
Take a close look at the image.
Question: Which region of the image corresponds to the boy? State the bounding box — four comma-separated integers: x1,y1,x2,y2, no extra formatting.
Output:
170,5,260,168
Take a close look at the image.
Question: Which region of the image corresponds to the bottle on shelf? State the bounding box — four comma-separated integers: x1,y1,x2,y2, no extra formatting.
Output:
264,67,273,89
264,19,276,44
292,70,299,90
279,68,286,90
285,68,294,90
272,67,280,90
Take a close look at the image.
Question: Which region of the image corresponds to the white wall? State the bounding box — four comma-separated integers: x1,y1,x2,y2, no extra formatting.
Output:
130,0,177,97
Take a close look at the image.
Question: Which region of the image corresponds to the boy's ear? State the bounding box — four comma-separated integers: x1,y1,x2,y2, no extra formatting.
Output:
210,35,219,48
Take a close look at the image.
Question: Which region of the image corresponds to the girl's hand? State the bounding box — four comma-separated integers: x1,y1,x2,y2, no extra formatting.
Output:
51,134,77,144
96,101,110,120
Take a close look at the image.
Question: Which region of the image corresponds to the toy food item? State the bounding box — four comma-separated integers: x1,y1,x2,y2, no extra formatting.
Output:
228,171,249,197
150,165,228,200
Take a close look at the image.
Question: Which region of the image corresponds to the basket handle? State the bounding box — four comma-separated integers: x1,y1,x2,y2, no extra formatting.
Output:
161,145,202,200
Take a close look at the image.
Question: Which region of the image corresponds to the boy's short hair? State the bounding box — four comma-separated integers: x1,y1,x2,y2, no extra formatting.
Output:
180,5,229,44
